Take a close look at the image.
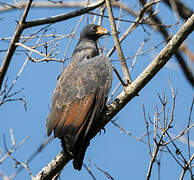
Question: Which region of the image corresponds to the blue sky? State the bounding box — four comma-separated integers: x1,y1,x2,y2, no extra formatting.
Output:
0,0,193,179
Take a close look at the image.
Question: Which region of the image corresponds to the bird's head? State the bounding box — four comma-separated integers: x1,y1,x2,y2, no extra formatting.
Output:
80,24,109,41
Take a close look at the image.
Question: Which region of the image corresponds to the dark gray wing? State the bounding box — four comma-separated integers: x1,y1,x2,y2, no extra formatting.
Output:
46,55,112,152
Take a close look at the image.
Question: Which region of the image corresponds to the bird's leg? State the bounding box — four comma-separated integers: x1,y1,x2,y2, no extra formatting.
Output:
60,138,70,155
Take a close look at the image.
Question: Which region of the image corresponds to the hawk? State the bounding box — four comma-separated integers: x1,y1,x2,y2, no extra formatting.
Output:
46,24,112,170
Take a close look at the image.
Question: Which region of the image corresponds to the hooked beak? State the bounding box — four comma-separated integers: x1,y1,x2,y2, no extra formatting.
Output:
96,26,110,36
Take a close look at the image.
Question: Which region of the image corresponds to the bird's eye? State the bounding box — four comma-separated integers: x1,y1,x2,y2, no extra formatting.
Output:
91,26,97,31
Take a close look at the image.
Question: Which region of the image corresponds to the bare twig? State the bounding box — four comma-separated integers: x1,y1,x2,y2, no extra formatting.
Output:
187,97,194,172
16,43,45,56
163,140,184,168
112,66,126,86
83,163,97,180
179,154,194,180
0,132,29,164
95,164,115,180
10,137,53,179
105,0,131,84
111,119,148,144
146,84,177,180
162,123,194,146
12,157,34,179
143,105,152,156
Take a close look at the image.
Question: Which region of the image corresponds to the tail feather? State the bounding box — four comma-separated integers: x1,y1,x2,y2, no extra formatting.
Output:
60,137,89,170
73,140,89,170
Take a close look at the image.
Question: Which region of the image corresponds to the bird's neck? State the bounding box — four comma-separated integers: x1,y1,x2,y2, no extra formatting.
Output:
71,39,99,64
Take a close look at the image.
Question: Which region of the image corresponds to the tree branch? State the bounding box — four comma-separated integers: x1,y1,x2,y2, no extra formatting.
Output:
0,0,33,89
32,152,71,180
33,12,194,180
23,0,105,29
105,0,132,84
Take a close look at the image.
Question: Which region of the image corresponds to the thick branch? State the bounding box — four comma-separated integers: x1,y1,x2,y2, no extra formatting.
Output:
0,1,87,13
33,12,194,180
23,0,105,29
32,152,71,180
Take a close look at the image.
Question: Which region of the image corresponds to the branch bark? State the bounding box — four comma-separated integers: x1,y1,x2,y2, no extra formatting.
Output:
33,12,194,180
23,0,105,29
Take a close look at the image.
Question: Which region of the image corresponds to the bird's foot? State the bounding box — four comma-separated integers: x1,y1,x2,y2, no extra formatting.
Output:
99,127,106,135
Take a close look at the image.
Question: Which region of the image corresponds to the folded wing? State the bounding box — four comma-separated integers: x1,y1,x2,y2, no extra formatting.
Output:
46,55,112,170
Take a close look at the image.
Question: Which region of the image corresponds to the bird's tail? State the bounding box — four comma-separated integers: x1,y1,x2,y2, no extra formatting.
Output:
73,139,89,170
60,137,89,170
